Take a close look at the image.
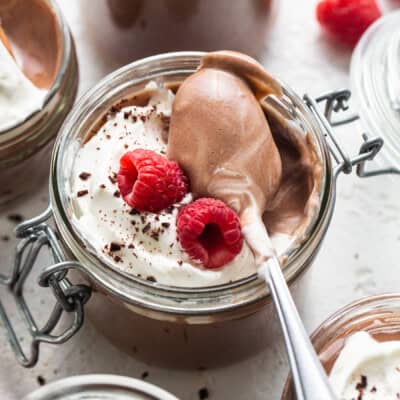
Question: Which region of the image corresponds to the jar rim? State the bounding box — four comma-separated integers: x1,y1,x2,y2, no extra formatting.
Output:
50,51,334,319
0,0,73,136
23,374,179,400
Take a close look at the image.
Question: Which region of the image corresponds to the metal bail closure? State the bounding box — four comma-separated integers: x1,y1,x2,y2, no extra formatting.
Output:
304,89,400,180
0,205,91,368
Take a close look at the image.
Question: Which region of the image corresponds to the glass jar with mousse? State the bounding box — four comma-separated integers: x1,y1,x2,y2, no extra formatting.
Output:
281,294,400,399
0,51,395,368
0,0,78,205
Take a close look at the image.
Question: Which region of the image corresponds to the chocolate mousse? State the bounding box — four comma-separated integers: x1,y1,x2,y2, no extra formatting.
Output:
0,0,62,89
168,51,322,262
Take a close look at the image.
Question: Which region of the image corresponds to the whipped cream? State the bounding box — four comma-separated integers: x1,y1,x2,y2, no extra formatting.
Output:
70,84,292,287
0,40,46,131
330,331,400,399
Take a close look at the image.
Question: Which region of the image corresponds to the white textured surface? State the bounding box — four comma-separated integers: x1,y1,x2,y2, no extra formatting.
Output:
0,0,399,399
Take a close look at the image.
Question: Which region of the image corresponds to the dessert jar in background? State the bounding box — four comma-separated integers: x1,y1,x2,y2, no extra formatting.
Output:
0,0,78,205
280,294,400,399
0,51,394,369
23,374,179,400
81,0,274,64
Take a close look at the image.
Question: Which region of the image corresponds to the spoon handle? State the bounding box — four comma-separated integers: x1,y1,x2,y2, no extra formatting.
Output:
259,257,337,400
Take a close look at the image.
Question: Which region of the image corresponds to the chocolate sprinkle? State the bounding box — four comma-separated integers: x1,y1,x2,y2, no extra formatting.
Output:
142,223,151,234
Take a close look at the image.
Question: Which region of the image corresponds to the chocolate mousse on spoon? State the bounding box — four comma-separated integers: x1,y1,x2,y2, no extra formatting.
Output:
168,51,336,400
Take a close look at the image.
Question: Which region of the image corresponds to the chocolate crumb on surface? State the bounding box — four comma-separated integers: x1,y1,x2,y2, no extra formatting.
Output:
37,375,46,386
146,276,157,282
198,387,209,399
79,172,91,180
130,208,139,215
100,184,106,189
113,190,121,198
114,255,122,262
77,190,89,197
161,222,170,228
7,213,23,223
141,371,149,379
177,260,183,266
370,386,377,393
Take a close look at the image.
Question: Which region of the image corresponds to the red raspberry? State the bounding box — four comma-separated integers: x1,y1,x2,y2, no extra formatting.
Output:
177,198,243,269
316,0,381,47
117,149,188,212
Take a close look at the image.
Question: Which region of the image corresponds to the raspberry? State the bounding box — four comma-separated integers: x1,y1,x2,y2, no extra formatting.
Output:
316,0,381,47
117,149,188,212
177,198,243,269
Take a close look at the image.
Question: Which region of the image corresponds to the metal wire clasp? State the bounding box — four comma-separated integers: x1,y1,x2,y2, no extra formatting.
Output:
304,90,400,179
0,205,91,368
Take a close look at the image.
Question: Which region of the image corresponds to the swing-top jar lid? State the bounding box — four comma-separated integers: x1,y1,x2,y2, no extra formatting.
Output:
23,374,179,400
350,10,400,170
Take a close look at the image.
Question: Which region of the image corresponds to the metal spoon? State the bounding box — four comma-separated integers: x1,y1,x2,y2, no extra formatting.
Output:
258,256,337,400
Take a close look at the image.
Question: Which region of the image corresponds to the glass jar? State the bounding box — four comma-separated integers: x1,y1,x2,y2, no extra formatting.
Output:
0,0,79,205
51,51,333,321
23,374,179,400
0,51,391,368
350,10,400,173
280,294,400,400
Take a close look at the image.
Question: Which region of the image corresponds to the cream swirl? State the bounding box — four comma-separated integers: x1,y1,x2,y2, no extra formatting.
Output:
330,331,400,399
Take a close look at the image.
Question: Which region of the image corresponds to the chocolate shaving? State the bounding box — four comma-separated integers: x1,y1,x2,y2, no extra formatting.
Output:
142,223,151,234
77,190,89,197
109,242,122,252
79,172,91,181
